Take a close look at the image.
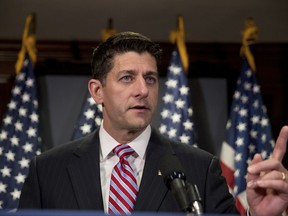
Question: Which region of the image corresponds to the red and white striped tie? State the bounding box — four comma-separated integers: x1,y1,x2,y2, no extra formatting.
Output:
108,144,138,214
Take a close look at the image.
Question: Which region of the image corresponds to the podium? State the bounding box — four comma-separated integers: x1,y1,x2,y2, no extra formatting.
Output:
0,210,239,216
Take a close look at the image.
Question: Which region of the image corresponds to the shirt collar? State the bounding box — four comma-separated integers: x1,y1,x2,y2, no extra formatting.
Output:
99,122,151,160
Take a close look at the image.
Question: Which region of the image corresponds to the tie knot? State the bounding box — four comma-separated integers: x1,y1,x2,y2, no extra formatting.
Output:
113,144,134,160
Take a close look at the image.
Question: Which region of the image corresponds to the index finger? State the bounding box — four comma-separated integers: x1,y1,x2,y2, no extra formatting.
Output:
272,126,288,161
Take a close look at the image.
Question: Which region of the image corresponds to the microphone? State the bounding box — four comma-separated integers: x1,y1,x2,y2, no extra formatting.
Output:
159,154,191,213
187,182,203,215
159,154,203,215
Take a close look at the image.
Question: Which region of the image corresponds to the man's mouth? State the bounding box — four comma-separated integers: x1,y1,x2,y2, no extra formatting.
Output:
130,105,149,110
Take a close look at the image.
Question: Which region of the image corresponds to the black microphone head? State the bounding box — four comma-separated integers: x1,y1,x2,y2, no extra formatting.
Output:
159,154,186,189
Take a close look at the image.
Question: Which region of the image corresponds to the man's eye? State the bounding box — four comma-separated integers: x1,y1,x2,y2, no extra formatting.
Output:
146,76,157,84
121,75,132,82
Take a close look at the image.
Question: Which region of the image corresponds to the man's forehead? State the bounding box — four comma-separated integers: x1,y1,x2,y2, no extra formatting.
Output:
112,52,157,70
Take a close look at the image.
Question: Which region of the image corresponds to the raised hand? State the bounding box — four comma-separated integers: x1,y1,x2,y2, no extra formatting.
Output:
247,126,288,216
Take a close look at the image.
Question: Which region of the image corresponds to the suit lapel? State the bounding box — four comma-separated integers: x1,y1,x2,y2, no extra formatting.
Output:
67,130,104,210
65,128,173,211
134,129,172,211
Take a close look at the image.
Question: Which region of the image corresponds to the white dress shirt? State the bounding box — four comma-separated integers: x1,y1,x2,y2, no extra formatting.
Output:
99,123,151,213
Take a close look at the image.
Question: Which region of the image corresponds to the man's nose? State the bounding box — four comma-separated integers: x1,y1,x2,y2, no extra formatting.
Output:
134,78,149,97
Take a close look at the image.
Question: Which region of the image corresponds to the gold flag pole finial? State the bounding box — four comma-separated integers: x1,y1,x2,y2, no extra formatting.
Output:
15,14,37,74
240,17,259,72
101,18,117,42
169,15,189,73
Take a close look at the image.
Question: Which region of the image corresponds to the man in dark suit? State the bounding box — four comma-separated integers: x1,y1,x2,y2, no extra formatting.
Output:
19,32,288,215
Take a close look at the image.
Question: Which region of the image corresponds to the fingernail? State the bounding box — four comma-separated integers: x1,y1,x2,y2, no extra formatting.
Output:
247,180,254,188
257,181,263,186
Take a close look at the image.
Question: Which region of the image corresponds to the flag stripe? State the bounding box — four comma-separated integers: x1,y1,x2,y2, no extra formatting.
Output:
220,141,235,170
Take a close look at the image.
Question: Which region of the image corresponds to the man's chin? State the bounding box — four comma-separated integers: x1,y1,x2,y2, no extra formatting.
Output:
127,121,150,131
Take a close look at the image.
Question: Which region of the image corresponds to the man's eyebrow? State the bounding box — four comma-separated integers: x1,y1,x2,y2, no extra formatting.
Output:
144,71,159,77
118,70,158,76
118,70,136,75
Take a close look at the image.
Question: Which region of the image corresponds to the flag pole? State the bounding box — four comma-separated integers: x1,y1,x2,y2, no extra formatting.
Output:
240,17,258,73
15,14,37,74
101,18,117,42
169,15,189,73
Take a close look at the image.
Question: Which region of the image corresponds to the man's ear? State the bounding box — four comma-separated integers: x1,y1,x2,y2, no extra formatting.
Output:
88,79,103,104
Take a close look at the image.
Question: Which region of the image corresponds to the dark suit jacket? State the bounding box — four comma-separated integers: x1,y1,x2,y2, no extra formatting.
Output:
18,128,239,214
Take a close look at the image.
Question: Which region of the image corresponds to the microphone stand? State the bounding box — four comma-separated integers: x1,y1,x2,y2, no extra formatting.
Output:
159,154,203,216
179,181,203,216
186,182,203,216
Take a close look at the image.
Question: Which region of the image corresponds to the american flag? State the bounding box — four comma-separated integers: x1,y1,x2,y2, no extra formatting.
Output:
220,49,274,215
0,54,41,210
71,91,102,140
159,47,196,146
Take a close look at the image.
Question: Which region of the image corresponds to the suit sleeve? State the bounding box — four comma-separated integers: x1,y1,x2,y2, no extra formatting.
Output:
18,157,41,209
204,156,239,214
